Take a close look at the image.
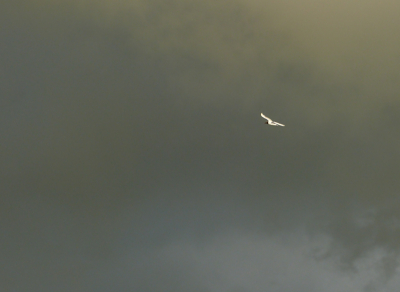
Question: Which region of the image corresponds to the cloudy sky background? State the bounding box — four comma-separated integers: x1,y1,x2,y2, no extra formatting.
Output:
2,0,400,291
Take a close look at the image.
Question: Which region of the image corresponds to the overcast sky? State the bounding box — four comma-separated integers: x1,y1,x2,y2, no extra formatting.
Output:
2,1,400,291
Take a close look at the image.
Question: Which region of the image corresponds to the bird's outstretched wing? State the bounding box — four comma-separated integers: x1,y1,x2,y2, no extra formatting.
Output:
260,113,272,122
274,122,285,127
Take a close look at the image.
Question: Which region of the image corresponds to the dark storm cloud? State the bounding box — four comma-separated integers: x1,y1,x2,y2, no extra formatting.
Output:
2,0,400,291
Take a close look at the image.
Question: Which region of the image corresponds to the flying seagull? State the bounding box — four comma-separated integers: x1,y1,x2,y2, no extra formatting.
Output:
261,113,285,126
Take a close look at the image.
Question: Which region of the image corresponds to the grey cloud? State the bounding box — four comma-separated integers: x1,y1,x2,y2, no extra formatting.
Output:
93,231,395,292
1,0,400,291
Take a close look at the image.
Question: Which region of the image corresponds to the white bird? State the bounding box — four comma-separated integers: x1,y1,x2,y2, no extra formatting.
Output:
261,113,285,126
